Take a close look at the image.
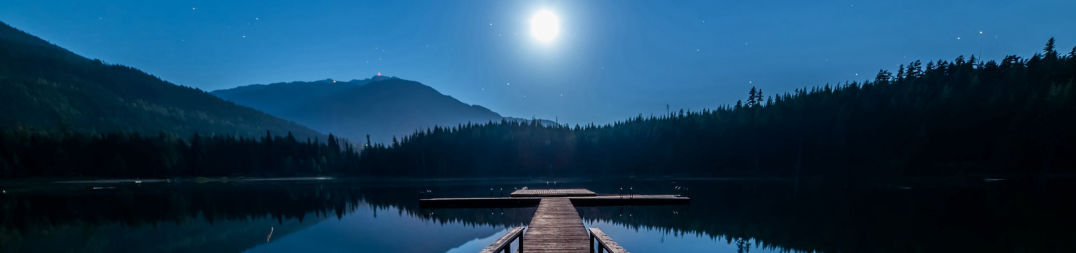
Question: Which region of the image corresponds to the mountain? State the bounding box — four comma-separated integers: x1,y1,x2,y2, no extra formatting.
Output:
0,21,320,138
212,77,505,143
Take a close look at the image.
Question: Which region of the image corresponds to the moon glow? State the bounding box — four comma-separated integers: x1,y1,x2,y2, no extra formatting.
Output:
530,9,560,44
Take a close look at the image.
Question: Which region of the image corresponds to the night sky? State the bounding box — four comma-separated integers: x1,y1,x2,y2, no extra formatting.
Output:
2,0,1074,124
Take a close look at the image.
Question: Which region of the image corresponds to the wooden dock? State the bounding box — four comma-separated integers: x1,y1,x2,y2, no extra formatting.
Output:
510,188,596,197
418,194,688,208
421,188,687,252
523,198,590,252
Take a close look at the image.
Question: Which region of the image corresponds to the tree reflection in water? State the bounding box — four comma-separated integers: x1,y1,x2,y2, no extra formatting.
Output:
1,178,1073,252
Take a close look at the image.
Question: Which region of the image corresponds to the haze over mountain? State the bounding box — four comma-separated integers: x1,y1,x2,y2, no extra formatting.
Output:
0,22,321,138
212,77,506,143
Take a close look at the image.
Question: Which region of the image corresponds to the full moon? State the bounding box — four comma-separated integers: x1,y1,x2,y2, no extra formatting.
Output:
529,9,560,44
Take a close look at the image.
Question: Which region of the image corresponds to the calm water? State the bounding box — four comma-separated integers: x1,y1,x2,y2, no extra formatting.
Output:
1,178,1074,252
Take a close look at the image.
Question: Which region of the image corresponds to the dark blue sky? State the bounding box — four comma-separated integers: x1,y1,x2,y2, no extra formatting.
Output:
3,0,1074,123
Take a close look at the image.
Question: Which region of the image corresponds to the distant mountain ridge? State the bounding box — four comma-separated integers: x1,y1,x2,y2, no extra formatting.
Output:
0,21,321,138
213,77,506,143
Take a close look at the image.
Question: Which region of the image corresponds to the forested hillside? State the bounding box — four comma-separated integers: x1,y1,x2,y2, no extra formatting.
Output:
0,22,321,139
3,39,1072,179
357,39,1076,179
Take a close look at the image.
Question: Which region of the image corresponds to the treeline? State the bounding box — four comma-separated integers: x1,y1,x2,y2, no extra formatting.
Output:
0,129,358,178
2,40,1074,179
358,39,1076,178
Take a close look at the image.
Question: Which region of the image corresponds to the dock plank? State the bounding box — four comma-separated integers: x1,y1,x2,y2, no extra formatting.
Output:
418,197,541,208
522,198,589,253
419,188,687,252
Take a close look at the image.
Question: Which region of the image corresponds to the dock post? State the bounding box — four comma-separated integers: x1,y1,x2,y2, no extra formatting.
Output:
590,232,595,253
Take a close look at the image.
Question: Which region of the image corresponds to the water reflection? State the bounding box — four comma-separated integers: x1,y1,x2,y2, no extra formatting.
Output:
0,180,529,253
1,178,1073,252
576,179,1076,253
243,204,503,253
586,219,786,253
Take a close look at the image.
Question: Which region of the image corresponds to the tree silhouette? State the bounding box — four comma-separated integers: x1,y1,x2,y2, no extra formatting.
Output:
2,39,1074,180
350,39,1076,179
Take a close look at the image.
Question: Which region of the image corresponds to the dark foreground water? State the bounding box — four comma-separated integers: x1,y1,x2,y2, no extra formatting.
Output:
1,177,1074,253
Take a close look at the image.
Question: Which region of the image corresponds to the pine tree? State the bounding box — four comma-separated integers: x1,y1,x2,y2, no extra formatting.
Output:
747,87,759,107
757,89,763,107
1045,37,1057,60
907,60,922,78
875,69,892,84
897,64,905,82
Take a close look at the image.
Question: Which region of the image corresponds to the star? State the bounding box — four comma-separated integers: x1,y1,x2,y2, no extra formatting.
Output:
241,34,247,38
191,7,196,11
956,36,961,40
506,82,511,86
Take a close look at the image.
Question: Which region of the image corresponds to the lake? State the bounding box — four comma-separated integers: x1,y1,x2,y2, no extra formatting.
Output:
1,178,1073,252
